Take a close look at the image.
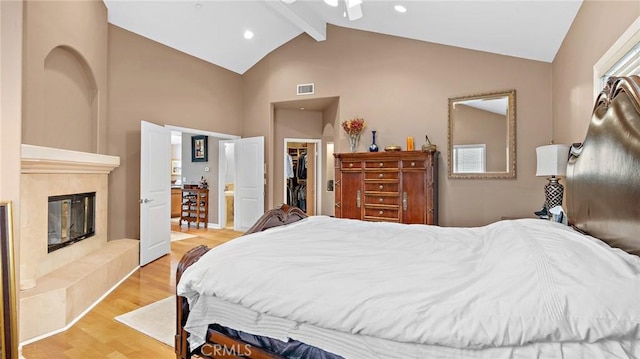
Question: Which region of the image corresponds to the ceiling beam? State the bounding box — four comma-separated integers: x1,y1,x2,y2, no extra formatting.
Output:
263,1,326,42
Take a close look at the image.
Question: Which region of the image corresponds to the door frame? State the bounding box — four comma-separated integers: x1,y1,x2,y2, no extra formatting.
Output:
165,125,240,229
218,139,233,229
283,138,322,215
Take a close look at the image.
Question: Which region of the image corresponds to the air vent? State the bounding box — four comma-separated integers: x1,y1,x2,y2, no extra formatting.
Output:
297,83,315,95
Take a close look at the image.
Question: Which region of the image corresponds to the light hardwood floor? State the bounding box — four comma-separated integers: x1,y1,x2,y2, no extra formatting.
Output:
22,223,241,359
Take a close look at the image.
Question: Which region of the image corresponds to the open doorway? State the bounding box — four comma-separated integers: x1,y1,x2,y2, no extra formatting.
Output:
284,139,322,215
273,96,339,216
165,125,239,229
170,131,183,222
219,140,235,229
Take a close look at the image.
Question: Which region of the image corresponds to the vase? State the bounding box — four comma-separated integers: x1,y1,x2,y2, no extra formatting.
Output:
348,134,360,153
369,130,379,152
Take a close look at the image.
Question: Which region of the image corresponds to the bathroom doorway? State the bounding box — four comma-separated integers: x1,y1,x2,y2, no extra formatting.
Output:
220,140,235,229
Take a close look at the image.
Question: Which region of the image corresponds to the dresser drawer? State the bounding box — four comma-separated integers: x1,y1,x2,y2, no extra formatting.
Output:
402,159,426,169
364,195,400,206
364,171,399,180
364,207,400,221
340,161,362,170
365,160,399,169
364,182,399,193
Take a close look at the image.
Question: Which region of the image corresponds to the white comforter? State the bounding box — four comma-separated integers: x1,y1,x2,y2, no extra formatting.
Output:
178,216,640,353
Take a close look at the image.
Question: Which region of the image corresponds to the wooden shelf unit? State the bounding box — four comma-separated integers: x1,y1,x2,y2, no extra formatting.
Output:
180,187,209,228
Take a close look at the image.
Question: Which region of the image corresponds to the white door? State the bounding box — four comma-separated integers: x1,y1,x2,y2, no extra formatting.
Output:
140,121,171,266
234,136,264,231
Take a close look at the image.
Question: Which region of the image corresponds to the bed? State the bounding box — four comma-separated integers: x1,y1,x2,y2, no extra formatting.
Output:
175,75,640,359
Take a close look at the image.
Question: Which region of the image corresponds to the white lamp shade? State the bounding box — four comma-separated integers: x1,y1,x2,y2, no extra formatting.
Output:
536,144,570,176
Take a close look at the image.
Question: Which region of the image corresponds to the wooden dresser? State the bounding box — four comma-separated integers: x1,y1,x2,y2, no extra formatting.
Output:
334,151,438,225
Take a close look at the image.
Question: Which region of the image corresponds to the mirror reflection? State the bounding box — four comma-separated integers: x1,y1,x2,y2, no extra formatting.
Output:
448,90,516,179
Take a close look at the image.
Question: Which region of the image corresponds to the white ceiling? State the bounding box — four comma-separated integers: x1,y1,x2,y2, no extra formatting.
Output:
458,97,508,116
104,0,583,75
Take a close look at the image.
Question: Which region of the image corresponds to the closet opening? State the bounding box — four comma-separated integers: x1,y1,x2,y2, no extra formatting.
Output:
284,139,321,215
273,96,339,217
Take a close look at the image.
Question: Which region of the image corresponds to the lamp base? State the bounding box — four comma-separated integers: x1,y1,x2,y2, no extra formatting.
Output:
544,177,564,210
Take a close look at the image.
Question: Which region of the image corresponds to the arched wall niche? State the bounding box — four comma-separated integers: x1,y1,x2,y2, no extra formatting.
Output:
23,45,99,153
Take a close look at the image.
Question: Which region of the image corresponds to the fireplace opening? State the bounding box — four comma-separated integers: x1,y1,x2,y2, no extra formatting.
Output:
48,192,96,253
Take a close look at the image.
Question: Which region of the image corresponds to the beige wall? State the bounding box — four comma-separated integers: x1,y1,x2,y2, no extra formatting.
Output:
244,25,553,226
107,25,244,239
552,1,639,144
321,100,339,216
0,0,23,229
453,105,507,172
22,0,108,154
0,0,23,347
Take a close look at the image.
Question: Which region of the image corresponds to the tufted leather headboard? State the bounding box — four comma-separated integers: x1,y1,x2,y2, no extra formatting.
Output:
566,75,640,256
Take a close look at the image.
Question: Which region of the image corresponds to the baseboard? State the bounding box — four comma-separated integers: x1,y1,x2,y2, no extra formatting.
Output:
208,222,222,229
19,266,140,346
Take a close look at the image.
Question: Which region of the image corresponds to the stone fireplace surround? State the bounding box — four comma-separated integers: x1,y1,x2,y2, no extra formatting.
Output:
19,145,139,342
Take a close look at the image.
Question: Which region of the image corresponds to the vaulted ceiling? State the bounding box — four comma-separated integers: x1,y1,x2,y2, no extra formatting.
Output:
104,0,583,75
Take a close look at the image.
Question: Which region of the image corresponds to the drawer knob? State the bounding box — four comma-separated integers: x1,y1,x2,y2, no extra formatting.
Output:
411,161,416,167
379,162,383,167
379,198,383,202
349,163,353,168
379,210,384,215
379,185,384,190
378,173,384,178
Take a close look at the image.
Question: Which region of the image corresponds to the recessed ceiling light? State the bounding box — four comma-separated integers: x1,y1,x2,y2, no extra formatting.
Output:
394,5,407,13
244,30,254,40
300,107,305,110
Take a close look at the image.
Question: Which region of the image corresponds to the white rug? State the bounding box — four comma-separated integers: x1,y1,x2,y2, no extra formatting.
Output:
115,296,175,347
171,231,198,242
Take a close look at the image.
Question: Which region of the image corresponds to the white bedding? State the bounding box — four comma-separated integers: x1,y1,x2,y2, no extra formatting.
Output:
177,216,640,358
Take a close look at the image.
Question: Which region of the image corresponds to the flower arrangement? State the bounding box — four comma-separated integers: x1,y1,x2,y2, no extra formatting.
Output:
341,117,366,136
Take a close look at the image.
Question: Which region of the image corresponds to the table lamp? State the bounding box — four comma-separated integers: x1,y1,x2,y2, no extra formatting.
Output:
536,144,570,211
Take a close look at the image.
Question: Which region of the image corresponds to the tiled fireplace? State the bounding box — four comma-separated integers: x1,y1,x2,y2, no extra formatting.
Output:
19,145,139,342
19,145,119,288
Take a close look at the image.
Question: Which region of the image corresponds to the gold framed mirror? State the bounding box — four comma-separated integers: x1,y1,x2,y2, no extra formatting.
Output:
0,201,18,359
448,90,516,179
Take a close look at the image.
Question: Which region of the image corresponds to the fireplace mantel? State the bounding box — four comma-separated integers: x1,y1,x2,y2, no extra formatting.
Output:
19,144,121,291
21,144,120,174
